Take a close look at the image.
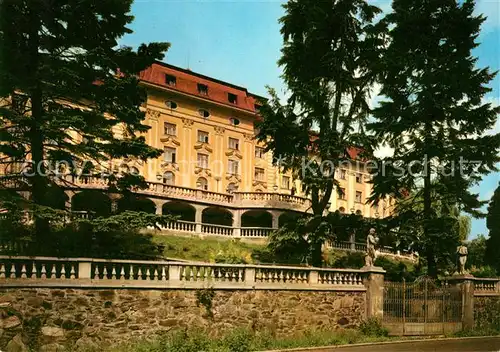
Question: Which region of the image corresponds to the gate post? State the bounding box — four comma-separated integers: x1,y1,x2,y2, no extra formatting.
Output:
362,266,386,319
447,275,475,331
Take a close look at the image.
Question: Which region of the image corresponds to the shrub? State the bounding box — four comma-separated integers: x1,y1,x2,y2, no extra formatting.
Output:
358,318,389,337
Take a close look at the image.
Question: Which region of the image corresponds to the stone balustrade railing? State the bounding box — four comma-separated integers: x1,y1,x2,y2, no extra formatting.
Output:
0,255,372,291
473,278,500,296
0,175,312,212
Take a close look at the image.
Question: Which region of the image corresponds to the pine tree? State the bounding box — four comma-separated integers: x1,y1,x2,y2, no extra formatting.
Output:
485,183,500,273
369,0,500,277
0,0,170,234
256,0,385,266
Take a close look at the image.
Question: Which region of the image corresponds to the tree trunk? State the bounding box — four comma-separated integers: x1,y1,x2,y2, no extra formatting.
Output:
27,5,48,236
423,135,437,277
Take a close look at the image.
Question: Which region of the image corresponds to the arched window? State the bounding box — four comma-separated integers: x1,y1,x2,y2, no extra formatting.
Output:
227,183,238,193
197,177,208,191
356,210,362,216
165,101,177,109
163,171,175,185
130,167,140,175
339,207,346,214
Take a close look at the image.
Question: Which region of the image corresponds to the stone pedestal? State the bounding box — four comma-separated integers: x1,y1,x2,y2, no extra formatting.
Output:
362,266,385,319
446,274,475,330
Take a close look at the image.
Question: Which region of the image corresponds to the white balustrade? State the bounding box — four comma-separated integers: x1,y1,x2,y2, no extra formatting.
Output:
474,279,500,295
0,255,371,291
162,220,197,233
201,223,234,236
241,227,274,237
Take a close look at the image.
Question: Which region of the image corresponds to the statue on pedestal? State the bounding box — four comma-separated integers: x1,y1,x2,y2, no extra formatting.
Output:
456,244,468,275
365,228,379,267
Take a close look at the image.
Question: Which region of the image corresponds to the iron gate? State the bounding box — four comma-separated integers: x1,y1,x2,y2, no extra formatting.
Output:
383,277,463,335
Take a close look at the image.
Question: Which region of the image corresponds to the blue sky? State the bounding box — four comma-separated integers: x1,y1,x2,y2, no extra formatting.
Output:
122,0,500,239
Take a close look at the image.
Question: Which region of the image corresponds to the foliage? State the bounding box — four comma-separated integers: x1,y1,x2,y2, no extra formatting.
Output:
486,183,500,273
469,265,497,279
467,234,488,269
256,0,385,266
152,235,266,263
0,211,175,259
0,0,170,234
369,0,500,277
358,318,389,337
108,327,393,352
195,288,216,319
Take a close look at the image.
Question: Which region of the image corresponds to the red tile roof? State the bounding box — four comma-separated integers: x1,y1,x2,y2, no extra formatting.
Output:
139,61,265,113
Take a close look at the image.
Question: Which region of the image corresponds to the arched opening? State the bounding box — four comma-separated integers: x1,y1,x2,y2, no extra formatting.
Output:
197,177,208,191
130,167,140,175
163,171,175,185
44,186,68,210
356,210,362,216
227,182,238,193
71,190,111,217
202,207,233,226
118,196,156,214
241,210,272,228
339,207,346,214
278,211,301,227
162,201,196,222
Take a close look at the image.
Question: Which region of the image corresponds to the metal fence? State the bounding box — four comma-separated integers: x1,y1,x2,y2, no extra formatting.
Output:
383,277,462,335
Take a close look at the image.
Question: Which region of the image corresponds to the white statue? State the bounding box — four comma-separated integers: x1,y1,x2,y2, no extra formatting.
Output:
457,244,468,275
365,228,379,267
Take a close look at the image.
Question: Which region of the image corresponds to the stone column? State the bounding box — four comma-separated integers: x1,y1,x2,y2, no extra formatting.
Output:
269,210,281,229
108,193,122,214
349,232,356,251
233,209,241,238
447,275,475,330
194,205,205,234
362,266,386,319
152,199,167,216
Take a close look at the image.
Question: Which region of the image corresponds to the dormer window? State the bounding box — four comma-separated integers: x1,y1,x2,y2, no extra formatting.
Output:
198,109,210,118
165,101,177,109
197,83,208,96
228,93,237,104
229,117,240,126
165,74,176,86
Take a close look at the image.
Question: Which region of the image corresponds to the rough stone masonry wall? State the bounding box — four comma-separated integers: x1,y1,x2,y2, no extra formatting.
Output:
474,296,500,330
0,288,366,351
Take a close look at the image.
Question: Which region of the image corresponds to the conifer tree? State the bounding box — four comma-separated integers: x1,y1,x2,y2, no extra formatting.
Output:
369,0,500,276
0,0,170,234
485,183,500,273
256,0,385,266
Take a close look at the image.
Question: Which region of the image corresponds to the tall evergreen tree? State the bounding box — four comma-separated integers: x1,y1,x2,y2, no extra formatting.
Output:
0,0,170,234
256,0,385,266
485,182,500,273
369,0,500,276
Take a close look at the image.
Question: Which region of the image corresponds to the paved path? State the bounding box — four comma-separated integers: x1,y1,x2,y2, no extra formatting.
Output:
268,336,500,352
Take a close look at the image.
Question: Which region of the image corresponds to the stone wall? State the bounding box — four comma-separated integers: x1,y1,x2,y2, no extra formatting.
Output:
0,288,366,351
474,296,500,330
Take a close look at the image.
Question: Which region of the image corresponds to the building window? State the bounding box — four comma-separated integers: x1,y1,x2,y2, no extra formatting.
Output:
281,176,290,189
165,101,177,109
356,210,363,216
197,177,208,191
198,130,209,143
228,160,239,175
355,191,362,203
229,117,240,126
164,147,176,163
339,169,347,180
164,122,177,136
197,153,209,169
130,167,140,175
163,171,175,185
228,93,238,104
339,207,346,213
227,182,238,193
254,167,265,181
339,187,346,200
165,74,176,86
255,146,265,159
198,109,210,118
228,137,239,150
197,83,208,96
356,173,363,183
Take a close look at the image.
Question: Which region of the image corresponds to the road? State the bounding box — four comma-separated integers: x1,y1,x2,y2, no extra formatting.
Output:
267,336,500,352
